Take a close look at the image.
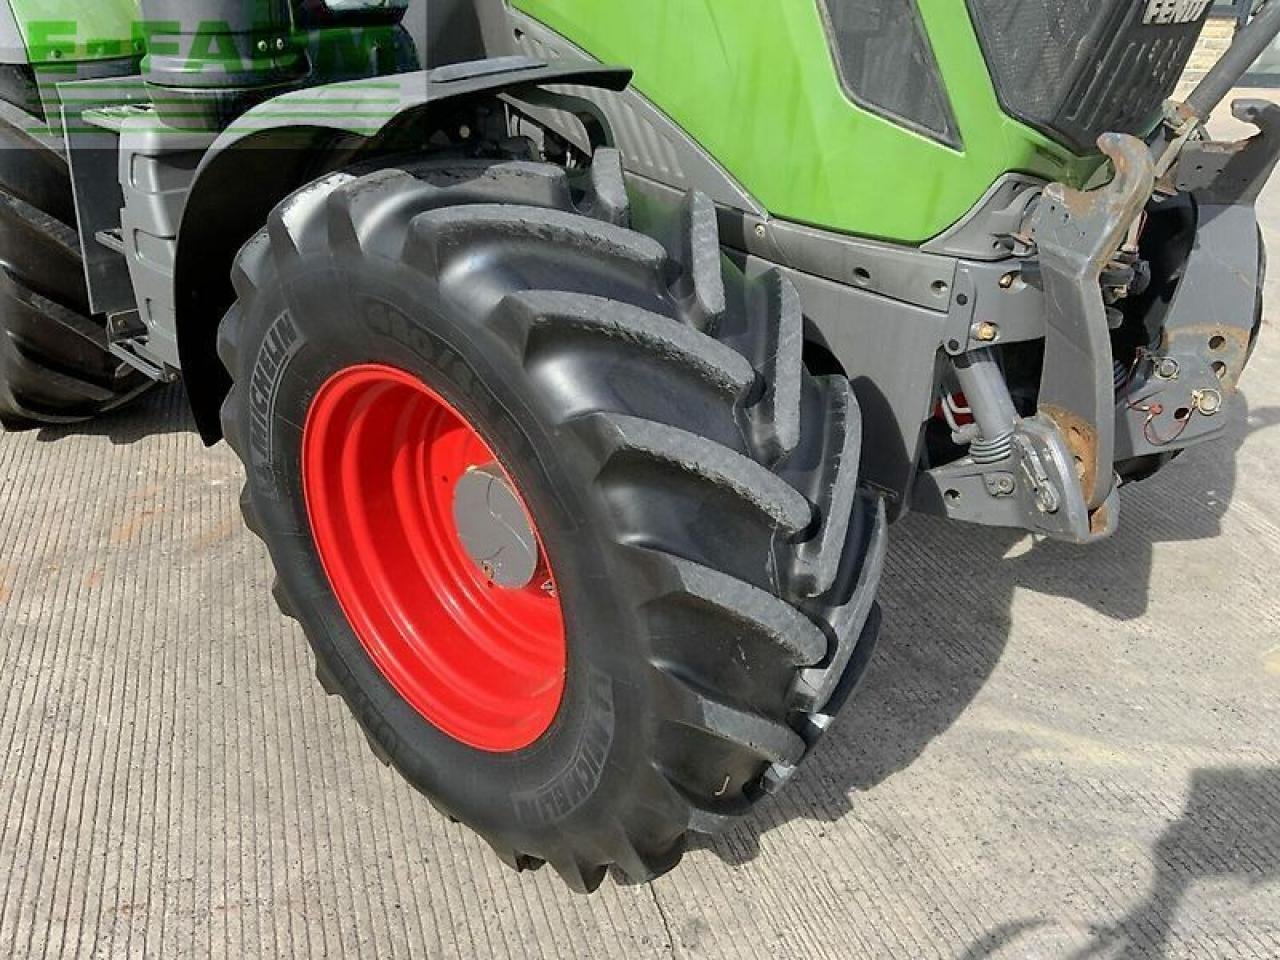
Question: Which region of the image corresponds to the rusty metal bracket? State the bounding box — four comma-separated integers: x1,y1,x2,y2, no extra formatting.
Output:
1170,99,1280,206
1114,100,1279,464
914,415,1113,544
1030,134,1155,518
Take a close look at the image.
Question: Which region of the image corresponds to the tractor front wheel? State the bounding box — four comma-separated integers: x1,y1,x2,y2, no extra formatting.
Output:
218,147,885,889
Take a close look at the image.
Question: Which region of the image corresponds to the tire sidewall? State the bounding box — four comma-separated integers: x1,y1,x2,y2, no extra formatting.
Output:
236,251,655,850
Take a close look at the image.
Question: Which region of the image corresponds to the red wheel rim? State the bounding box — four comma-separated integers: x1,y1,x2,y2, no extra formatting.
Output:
301,364,566,752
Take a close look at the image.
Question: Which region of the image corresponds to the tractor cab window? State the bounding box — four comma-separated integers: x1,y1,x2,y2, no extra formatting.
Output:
816,0,960,148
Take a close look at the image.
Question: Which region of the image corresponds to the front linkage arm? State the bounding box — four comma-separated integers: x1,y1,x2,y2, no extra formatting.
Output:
916,136,1155,544
1030,134,1155,539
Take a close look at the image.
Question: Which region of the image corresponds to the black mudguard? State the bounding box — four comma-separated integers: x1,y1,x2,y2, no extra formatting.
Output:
175,57,630,443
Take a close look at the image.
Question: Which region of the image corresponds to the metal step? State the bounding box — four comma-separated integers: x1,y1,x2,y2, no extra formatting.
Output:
95,227,126,256
82,104,154,135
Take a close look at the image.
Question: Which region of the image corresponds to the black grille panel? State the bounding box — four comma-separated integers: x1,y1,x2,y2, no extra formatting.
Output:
818,0,960,147
966,0,1211,154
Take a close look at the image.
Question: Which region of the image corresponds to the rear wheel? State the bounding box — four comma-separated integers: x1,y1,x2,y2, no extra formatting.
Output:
218,146,886,890
0,65,148,429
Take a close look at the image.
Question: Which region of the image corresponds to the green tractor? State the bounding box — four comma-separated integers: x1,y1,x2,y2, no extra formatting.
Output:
1,0,1275,890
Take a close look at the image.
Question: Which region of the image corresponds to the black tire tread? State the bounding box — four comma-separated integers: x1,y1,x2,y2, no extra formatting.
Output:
404,203,668,280
573,410,813,534
793,495,888,715
742,269,804,463
789,376,863,598
643,550,828,666
658,668,807,767
677,192,727,328
498,290,755,398
582,148,630,226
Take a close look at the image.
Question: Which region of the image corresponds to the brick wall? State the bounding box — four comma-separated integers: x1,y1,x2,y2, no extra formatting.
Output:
1184,15,1238,80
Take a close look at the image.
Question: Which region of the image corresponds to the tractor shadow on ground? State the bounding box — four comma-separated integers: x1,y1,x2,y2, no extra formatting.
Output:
696,392,1280,870
954,765,1280,959
1065,765,1280,959
22,383,198,445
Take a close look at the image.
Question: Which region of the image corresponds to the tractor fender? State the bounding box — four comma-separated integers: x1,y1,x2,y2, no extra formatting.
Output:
175,57,630,444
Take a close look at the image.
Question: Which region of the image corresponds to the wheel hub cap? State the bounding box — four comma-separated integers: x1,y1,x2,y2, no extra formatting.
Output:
301,363,566,752
452,464,541,590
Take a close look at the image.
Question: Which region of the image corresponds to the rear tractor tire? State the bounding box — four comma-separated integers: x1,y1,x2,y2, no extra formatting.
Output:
218,146,886,890
0,65,149,429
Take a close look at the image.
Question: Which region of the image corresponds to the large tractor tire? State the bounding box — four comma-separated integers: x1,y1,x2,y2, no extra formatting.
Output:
218,146,886,890
0,65,149,429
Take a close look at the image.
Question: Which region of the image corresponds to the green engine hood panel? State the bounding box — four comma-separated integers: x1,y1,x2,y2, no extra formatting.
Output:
7,0,141,62
511,0,1094,244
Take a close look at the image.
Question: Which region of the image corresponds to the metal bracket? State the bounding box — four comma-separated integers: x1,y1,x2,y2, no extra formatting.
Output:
915,414,1112,544
1171,99,1280,206
1030,133,1155,518
939,263,1010,356
500,85,617,154
941,264,979,356
1115,349,1226,461
110,340,177,383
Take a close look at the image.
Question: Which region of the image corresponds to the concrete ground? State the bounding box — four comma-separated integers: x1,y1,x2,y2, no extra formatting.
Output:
3,101,1280,960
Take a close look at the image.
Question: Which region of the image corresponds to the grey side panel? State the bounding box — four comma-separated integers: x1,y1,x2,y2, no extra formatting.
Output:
58,75,208,379
58,79,147,318
0,2,26,64
743,257,944,513
490,3,765,217
732,213,957,313
637,169,1052,347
